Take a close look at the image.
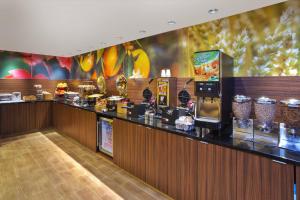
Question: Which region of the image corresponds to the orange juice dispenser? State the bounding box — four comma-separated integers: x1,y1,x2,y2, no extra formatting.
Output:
193,50,234,135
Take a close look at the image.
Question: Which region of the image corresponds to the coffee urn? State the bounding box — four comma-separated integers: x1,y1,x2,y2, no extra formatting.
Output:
193,50,234,135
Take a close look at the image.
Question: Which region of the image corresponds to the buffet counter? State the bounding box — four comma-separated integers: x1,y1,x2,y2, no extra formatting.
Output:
51,100,300,166
1,99,299,199
1,99,300,165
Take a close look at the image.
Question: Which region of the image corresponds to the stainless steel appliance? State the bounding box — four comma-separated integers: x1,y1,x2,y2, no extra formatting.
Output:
97,117,113,156
193,50,234,135
0,93,13,101
12,92,22,101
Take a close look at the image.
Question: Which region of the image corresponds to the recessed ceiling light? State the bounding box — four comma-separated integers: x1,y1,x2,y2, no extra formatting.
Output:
139,30,146,34
208,8,218,14
167,20,176,25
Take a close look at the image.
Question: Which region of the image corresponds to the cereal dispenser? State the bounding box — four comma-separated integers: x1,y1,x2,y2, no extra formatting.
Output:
232,95,252,128
254,97,276,133
278,98,300,151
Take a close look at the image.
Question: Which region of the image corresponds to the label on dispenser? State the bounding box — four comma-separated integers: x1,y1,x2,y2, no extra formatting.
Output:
157,80,169,107
193,50,220,81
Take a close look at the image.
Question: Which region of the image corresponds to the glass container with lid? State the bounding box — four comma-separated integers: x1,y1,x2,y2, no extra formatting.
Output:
254,96,277,133
232,95,252,128
280,98,300,133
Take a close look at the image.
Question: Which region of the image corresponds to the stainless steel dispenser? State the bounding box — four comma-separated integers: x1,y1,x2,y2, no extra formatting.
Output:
193,50,234,135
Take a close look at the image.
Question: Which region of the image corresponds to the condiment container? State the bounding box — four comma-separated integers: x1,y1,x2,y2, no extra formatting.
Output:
254,96,276,133
232,95,252,128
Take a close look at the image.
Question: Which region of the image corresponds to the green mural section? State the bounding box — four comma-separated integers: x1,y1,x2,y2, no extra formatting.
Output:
0,0,299,80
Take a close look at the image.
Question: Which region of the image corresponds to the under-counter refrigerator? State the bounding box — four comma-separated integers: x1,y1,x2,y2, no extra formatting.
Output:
97,117,113,157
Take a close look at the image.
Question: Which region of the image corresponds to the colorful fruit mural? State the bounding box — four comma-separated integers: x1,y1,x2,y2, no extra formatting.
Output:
0,0,299,80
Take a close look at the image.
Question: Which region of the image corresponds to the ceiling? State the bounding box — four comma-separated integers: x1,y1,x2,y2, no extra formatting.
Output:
0,0,286,57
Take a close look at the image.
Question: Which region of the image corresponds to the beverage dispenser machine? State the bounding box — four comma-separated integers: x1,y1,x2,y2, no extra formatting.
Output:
193,50,234,135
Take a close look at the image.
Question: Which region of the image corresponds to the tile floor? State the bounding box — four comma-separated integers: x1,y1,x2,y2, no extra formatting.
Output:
0,131,170,200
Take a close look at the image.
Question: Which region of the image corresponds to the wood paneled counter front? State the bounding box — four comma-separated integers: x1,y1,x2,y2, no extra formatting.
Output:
113,118,295,200
0,100,299,200
0,101,52,138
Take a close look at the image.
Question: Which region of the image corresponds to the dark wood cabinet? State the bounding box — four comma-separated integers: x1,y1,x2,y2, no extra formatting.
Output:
237,151,294,200
146,128,168,194
297,166,300,200
84,109,97,151
52,102,97,151
113,119,146,181
0,103,18,137
0,102,51,138
35,102,52,129
114,120,198,199
198,142,237,200
167,134,198,200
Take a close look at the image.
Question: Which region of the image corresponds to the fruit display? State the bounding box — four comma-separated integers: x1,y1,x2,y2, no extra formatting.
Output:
55,83,68,97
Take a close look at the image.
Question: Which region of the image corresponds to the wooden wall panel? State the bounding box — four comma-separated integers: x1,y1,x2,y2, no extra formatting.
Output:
127,78,157,104
234,77,300,100
1,76,300,122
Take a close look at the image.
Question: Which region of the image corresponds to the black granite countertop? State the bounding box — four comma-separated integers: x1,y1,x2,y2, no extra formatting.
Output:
4,99,300,166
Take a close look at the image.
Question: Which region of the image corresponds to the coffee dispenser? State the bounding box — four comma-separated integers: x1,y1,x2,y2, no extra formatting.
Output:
193,50,234,135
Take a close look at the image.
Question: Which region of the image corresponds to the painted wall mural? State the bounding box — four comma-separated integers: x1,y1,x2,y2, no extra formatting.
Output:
0,0,299,80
